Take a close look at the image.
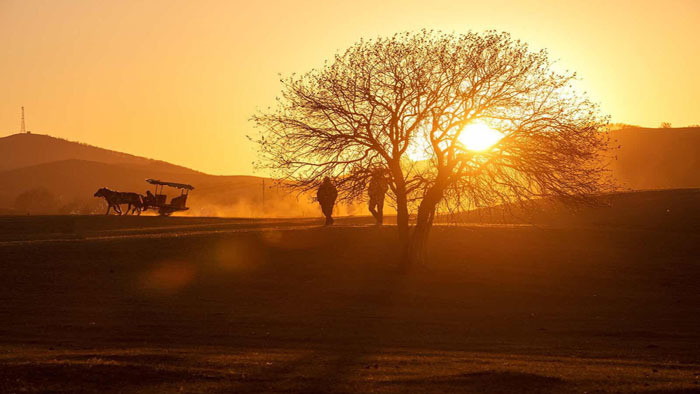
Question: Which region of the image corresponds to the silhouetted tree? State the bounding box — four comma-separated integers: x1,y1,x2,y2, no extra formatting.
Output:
660,122,672,128
14,188,59,214
252,30,611,264
608,123,638,130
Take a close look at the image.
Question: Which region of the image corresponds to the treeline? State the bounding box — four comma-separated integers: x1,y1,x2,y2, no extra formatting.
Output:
12,188,104,215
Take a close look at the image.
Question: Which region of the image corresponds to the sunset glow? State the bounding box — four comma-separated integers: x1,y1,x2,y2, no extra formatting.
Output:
1,0,698,175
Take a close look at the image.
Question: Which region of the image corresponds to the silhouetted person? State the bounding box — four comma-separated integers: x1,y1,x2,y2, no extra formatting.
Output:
368,169,388,225
143,190,155,210
317,177,338,225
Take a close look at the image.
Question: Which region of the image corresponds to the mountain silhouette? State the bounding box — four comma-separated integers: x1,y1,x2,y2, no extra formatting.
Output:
0,133,318,216
0,133,199,174
0,126,698,215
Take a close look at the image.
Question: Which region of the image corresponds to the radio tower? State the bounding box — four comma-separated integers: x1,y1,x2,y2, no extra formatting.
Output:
20,106,27,134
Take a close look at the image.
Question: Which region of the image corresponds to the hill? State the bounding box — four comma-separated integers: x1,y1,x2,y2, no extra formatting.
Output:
0,126,698,216
450,188,700,231
0,133,327,216
0,133,198,174
0,158,318,216
610,126,700,190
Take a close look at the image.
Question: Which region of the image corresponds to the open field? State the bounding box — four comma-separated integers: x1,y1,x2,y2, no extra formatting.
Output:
0,215,699,393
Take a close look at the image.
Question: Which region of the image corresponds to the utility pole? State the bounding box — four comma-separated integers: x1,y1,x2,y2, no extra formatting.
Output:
262,178,265,214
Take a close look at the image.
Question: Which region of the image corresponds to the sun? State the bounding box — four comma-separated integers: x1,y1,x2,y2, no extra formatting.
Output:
458,122,504,151
406,121,505,161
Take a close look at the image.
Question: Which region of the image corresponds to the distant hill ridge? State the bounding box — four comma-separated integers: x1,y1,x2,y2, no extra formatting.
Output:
0,133,200,174
609,126,700,190
0,157,268,195
0,126,698,216
0,134,318,216
446,188,700,231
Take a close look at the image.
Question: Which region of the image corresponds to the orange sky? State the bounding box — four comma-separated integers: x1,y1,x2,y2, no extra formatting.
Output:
1,0,698,175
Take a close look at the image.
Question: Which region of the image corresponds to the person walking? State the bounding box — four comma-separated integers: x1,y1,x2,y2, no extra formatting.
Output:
368,169,388,225
317,177,338,225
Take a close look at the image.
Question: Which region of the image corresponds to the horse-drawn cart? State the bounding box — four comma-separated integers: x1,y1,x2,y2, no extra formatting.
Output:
143,179,194,216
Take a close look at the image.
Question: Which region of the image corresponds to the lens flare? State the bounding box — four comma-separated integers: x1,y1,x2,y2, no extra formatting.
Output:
140,261,195,293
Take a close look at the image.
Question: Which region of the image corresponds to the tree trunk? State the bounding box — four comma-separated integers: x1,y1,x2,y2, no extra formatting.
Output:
389,161,410,246
395,184,409,244
407,185,443,265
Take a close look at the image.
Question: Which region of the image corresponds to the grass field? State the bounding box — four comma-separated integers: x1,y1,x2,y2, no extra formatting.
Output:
0,215,699,393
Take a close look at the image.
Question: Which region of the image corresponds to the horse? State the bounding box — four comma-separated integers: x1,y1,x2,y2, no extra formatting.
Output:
122,192,144,215
94,187,144,215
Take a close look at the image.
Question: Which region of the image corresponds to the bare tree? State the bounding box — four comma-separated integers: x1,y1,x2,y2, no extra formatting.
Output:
660,122,672,128
252,30,611,264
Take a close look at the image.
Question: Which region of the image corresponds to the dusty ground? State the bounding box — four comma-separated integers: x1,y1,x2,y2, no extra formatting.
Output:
0,215,698,393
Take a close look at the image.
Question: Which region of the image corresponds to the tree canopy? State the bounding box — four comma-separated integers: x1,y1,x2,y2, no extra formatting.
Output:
252,30,611,263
